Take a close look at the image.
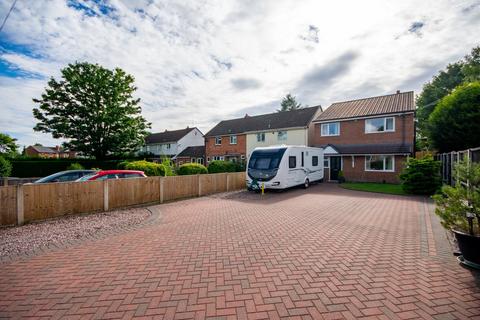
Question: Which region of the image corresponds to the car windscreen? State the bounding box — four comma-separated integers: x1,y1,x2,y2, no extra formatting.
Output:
248,148,286,170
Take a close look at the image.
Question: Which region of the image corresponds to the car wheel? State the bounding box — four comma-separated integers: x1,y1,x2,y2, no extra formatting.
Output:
304,179,310,189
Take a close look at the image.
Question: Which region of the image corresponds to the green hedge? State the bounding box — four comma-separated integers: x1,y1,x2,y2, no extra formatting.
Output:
400,156,441,195
177,163,208,175
9,159,124,177
207,160,245,173
0,156,12,177
124,160,166,176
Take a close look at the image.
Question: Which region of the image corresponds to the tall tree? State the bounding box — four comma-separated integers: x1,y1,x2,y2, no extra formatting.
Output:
462,46,480,82
0,133,18,156
427,81,480,152
33,62,150,159
278,93,302,112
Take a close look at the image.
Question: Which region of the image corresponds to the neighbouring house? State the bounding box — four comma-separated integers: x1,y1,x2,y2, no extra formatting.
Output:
204,106,321,165
175,146,205,166
311,91,415,183
140,127,204,160
25,145,77,158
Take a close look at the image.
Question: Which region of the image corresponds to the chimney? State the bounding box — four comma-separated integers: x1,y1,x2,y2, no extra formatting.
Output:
396,90,401,94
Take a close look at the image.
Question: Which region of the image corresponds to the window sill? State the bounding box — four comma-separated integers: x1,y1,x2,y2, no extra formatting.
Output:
321,134,340,137
364,169,395,173
364,130,395,134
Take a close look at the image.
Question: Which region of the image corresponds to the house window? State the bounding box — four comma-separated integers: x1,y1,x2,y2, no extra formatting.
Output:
321,122,340,136
230,135,237,144
323,157,330,168
365,155,395,172
289,156,296,168
215,137,222,145
241,155,245,160
365,117,395,133
207,157,210,162
278,131,287,141
166,144,171,149
256,132,265,142
197,158,204,165
312,156,319,166
213,156,224,161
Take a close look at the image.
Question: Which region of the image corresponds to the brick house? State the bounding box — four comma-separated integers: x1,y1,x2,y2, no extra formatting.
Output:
175,146,205,166
204,106,321,165
310,91,415,183
25,145,77,158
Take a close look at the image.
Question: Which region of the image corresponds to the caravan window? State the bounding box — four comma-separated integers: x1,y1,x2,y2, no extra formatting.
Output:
248,148,286,170
289,156,296,168
312,156,319,166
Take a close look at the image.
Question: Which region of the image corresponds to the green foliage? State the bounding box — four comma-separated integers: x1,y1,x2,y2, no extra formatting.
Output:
338,170,345,183
427,81,480,152
67,163,84,170
463,46,480,82
433,160,480,235
400,156,441,195
124,160,166,176
277,93,302,112
33,62,151,159
341,182,406,195
177,163,208,175
207,160,237,173
0,156,12,177
0,133,18,157
160,158,176,176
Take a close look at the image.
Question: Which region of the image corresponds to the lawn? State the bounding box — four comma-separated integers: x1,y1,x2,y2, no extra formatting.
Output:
340,182,407,195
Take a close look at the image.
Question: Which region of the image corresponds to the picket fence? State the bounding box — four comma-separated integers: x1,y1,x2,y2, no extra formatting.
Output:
0,172,246,226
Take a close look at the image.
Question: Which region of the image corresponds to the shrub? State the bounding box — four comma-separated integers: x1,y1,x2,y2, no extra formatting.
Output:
338,170,345,183
124,160,166,176
400,156,441,195
177,163,208,175
160,158,176,176
0,156,12,177
207,160,237,173
67,162,84,170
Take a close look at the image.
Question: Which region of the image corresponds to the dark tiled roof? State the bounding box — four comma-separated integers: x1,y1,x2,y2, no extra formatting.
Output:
145,127,197,144
315,91,415,122
320,143,413,155
30,146,61,153
177,146,205,158
205,106,320,137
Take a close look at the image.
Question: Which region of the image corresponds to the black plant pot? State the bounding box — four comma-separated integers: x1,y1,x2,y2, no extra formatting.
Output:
453,230,480,269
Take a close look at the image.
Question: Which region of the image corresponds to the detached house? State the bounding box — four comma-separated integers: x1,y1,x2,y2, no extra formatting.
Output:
205,106,321,164
141,127,204,159
311,91,415,183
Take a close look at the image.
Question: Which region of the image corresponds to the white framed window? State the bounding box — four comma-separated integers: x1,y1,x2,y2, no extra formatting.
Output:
365,117,395,133
278,131,287,141
166,143,171,149
241,155,245,160
256,132,265,142
230,135,237,144
197,158,204,165
207,157,210,162
365,155,395,172
324,158,329,168
215,137,222,145
321,122,340,136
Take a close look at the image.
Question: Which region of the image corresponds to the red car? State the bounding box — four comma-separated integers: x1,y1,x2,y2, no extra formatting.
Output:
76,170,146,181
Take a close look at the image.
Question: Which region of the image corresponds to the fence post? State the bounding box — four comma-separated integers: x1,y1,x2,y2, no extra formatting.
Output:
3,177,7,187
198,174,202,197
16,185,24,226
160,177,164,204
226,173,230,192
103,180,109,211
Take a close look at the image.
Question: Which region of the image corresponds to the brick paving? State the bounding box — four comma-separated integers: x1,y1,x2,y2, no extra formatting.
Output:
0,184,479,319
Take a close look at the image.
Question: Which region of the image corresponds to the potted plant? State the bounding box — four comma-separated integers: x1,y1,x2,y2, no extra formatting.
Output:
433,159,480,269
337,170,345,183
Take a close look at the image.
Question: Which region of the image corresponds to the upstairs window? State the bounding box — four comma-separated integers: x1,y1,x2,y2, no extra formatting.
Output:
215,137,222,145
230,135,237,145
256,132,265,142
365,117,394,133
321,122,340,136
278,131,287,141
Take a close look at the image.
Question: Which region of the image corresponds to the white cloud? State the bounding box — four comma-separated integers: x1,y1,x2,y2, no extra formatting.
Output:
0,0,479,147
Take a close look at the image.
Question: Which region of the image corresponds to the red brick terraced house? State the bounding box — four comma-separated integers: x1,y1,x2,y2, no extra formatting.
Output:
310,91,415,183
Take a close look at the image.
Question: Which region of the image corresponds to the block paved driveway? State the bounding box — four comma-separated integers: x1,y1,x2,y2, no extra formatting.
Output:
1,184,479,319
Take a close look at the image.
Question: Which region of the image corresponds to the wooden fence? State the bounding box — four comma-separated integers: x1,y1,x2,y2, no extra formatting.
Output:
0,172,245,226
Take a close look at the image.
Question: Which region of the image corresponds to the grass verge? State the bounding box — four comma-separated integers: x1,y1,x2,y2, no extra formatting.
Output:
340,182,407,195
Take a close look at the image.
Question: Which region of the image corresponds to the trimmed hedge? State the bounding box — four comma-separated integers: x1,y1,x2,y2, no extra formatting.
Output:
177,163,208,175
207,160,245,173
124,160,166,176
400,156,441,195
0,156,12,177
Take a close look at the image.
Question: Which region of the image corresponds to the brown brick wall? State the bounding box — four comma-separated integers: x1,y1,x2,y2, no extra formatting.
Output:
340,155,406,184
311,114,415,146
205,134,246,164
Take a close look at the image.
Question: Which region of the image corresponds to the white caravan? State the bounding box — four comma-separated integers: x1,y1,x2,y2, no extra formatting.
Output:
246,146,324,190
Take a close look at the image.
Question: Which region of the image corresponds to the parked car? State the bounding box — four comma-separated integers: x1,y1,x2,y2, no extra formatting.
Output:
34,170,96,183
76,170,146,181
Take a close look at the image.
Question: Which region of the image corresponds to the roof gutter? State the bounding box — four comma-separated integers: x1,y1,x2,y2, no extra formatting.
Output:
313,111,415,123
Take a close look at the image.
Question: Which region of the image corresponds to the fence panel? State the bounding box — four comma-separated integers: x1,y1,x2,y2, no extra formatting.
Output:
23,180,104,223
163,175,199,201
0,186,17,225
109,177,160,209
229,172,246,190
437,147,480,186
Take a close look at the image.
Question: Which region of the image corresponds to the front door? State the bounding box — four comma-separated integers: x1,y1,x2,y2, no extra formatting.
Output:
330,156,341,180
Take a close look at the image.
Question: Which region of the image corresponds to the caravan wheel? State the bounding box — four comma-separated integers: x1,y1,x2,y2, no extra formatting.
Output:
304,179,310,189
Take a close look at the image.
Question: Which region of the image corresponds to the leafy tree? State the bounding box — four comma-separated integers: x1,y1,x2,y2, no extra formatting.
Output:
427,81,480,152
33,62,150,159
277,93,302,112
462,46,480,82
0,156,12,177
0,133,18,156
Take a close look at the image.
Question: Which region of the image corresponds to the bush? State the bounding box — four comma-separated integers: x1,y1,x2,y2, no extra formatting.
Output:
124,160,166,176
67,162,84,170
400,156,441,195
160,158,176,176
0,156,12,177
207,160,237,173
177,163,208,175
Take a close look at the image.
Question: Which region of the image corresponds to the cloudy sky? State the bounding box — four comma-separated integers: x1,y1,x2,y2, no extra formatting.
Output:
0,0,479,147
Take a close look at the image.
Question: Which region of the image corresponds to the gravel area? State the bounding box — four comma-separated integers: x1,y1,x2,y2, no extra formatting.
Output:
0,208,150,259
